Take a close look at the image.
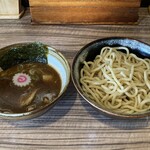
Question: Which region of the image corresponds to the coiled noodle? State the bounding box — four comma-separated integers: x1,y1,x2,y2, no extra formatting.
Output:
80,46,150,114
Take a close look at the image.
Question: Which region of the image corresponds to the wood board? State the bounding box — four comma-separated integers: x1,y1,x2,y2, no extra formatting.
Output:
29,0,141,24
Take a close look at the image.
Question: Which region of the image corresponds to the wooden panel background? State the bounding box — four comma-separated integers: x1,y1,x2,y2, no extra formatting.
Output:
23,0,149,7
29,0,141,24
31,7,138,24
29,0,141,7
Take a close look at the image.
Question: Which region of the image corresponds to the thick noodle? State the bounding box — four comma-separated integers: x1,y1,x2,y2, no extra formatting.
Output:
80,46,150,114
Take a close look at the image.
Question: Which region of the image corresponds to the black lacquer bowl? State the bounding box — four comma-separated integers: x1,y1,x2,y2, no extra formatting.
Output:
72,37,150,119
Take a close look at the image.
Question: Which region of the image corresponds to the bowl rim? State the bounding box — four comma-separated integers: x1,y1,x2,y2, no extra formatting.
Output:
0,42,71,119
71,37,150,119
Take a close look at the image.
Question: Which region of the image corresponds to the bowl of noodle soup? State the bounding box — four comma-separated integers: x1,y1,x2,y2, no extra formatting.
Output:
0,42,70,120
72,37,150,118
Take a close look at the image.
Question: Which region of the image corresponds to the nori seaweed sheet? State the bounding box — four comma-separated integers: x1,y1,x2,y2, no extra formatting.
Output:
0,42,49,70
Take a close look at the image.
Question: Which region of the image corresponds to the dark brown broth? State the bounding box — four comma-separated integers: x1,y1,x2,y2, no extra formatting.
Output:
0,62,61,113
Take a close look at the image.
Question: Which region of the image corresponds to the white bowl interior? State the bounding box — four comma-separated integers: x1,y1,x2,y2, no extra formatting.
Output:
47,47,70,94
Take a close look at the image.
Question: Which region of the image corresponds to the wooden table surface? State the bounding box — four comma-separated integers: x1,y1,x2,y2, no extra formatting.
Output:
0,8,150,150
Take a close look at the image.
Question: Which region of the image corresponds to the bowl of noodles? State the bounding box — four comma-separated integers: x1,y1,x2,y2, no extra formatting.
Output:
72,37,150,118
0,42,70,120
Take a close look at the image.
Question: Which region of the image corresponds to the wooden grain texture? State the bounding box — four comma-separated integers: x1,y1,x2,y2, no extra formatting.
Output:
31,7,138,24
29,0,141,24
0,8,150,150
29,0,141,7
